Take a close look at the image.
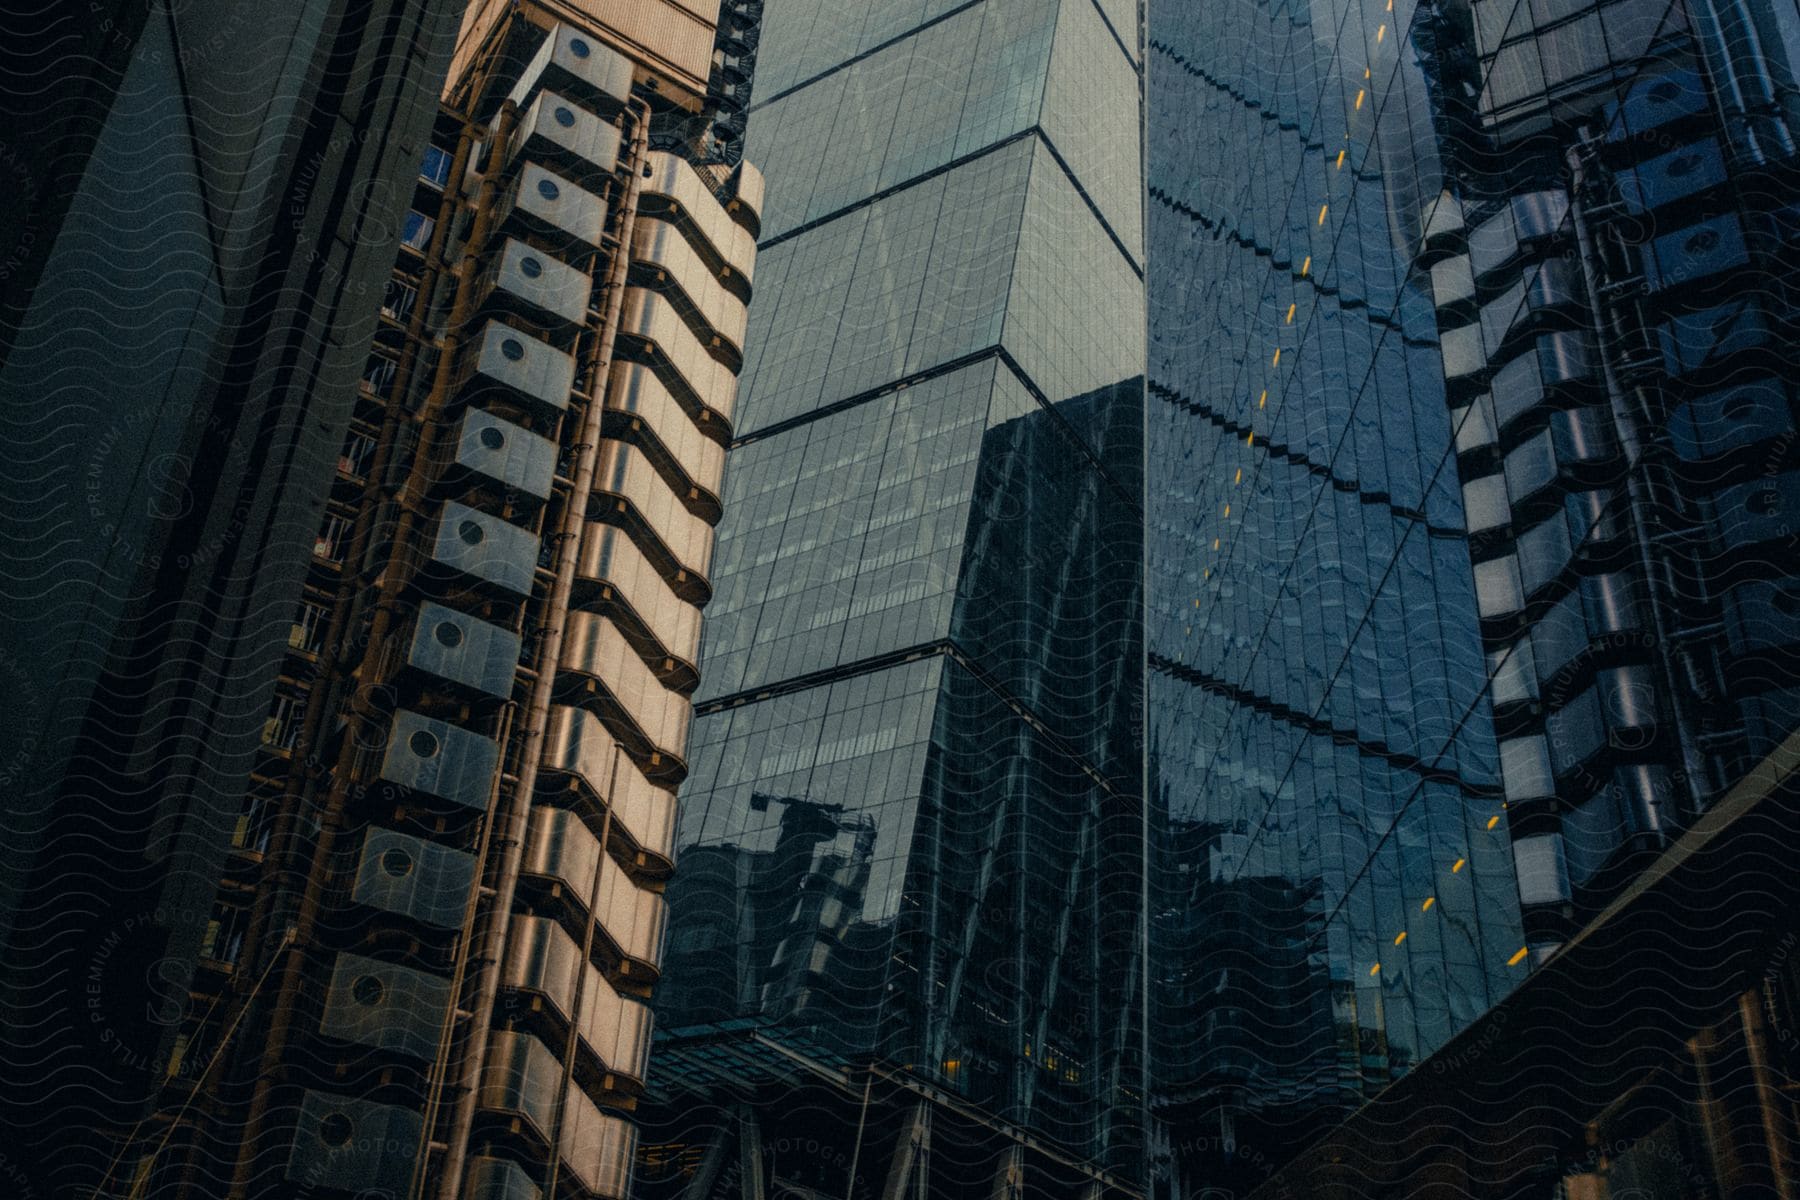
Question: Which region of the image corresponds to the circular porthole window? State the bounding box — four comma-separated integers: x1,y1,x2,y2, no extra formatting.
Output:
433,619,465,648
351,975,386,1007
380,846,414,878
500,336,526,361
320,1113,354,1148
537,178,561,201
457,518,485,546
1684,228,1721,254
520,255,544,279
479,426,506,451
408,729,441,758
569,37,591,58
554,106,577,128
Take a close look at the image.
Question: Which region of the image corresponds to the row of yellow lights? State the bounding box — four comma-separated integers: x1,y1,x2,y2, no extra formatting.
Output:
1201,0,1532,977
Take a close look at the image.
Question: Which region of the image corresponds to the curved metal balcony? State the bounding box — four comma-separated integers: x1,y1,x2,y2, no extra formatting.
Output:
482,1027,635,1196
639,150,757,283
558,610,692,779
543,703,678,865
630,217,748,359
593,439,716,598
618,289,739,426
574,524,702,687
521,807,667,978
605,361,725,517
502,914,653,1082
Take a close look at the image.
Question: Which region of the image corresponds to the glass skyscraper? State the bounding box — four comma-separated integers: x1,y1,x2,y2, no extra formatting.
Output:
1146,0,1528,1189
643,0,1149,1192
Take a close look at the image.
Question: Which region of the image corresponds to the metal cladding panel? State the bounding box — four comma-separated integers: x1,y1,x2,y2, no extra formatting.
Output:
453,409,558,501
607,360,725,499
429,501,539,597
320,952,451,1060
352,827,477,929
562,610,693,761
504,912,653,1078
560,1081,636,1198
642,151,757,280
509,161,607,251
286,1091,422,1194
480,1029,562,1135
524,805,602,901
465,319,575,414
578,521,703,671
511,89,623,182
466,1156,544,1200
619,289,739,419
631,217,748,349
379,709,499,810
406,600,523,698
580,1,717,102
504,913,585,1016
595,439,715,580
488,237,590,329
594,848,666,966
544,703,677,861
509,23,635,113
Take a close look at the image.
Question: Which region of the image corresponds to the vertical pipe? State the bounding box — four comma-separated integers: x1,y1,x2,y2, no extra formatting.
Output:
433,96,650,1200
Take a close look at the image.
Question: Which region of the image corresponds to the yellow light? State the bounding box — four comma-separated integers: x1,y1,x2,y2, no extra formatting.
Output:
1194,598,1200,607
1369,963,1381,976
1486,815,1500,830
1246,432,1253,446
1233,468,1242,485
1258,389,1267,408
1335,149,1346,170
1394,931,1407,945
1272,347,1282,366
1355,89,1366,110
1377,23,1386,42
1507,946,1531,967
1452,857,1465,873
1223,503,1231,517
1212,538,1220,550
1286,302,1297,322
1387,0,1393,10
1318,203,1329,225
1300,255,1311,275
1422,896,1436,912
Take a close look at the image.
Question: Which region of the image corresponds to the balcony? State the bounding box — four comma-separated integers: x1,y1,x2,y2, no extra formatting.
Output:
499,161,606,255
559,611,692,778
377,710,499,811
593,439,715,593
478,1030,638,1199
502,914,653,1081
605,361,725,509
574,525,702,683
630,217,748,360
425,501,540,598
286,1091,422,1195
521,806,667,976
319,951,450,1060
617,290,740,424
506,88,623,188
639,150,758,282
465,1157,542,1200
543,703,678,865
507,24,633,116
401,600,521,701
350,827,476,930
474,238,590,337
456,319,576,419
447,408,558,503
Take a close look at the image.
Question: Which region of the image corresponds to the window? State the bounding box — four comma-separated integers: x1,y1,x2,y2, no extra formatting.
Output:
313,514,350,563
289,600,328,654
419,144,452,189
361,353,397,398
400,209,436,252
262,693,302,750
339,430,375,478
382,277,418,322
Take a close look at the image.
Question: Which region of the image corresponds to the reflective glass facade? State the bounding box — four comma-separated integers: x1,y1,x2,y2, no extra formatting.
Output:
1146,0,1528,1187
653,0,1149,1178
